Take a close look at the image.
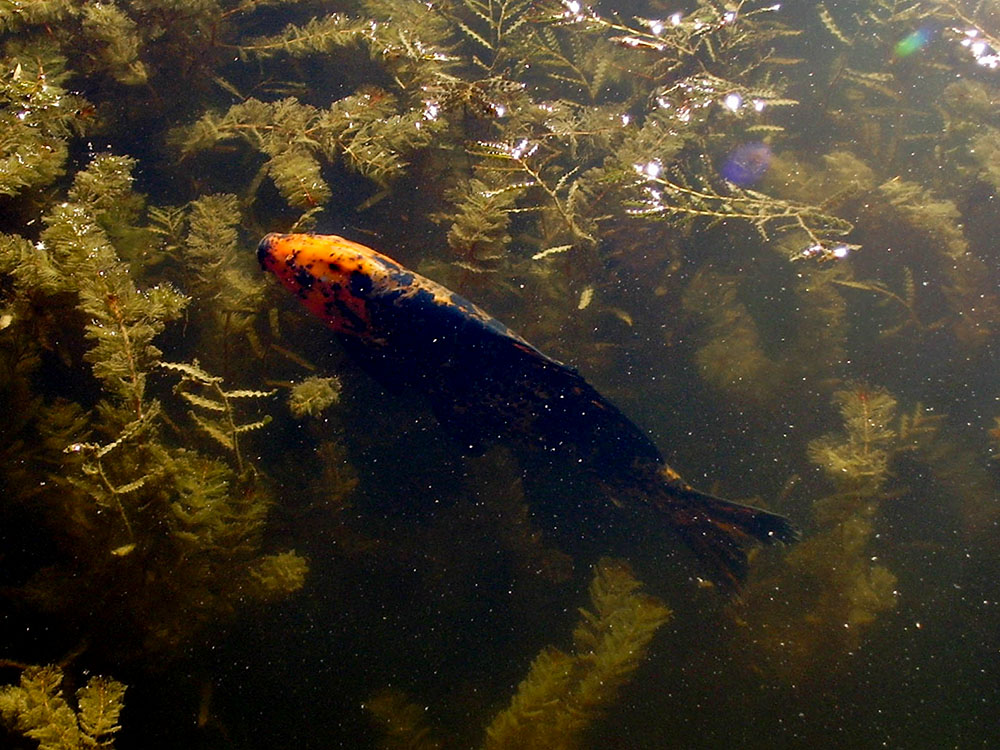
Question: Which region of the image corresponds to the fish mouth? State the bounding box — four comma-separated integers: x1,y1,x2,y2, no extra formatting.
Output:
257,233,281,269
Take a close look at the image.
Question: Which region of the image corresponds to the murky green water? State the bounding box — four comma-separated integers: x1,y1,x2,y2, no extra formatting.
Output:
1,1,998,748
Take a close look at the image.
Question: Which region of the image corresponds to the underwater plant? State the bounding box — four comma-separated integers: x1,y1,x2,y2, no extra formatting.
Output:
159,359,275,473
151,193,268,368
287,375,342,419
681,268,784,404
0,153,307,662
1,0,999,745
0,51,83,198
0,665,126,750
483,558,671,750
732,384,948,682
808,385,899,501
366,558,671,750
364,689,444,750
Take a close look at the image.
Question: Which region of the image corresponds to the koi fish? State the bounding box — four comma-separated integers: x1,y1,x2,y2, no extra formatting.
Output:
258,232,797,592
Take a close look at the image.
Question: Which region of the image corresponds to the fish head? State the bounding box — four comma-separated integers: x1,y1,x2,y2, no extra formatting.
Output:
257,232,386,338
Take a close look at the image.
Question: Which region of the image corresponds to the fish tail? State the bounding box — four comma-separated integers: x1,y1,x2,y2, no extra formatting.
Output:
653,478,799,594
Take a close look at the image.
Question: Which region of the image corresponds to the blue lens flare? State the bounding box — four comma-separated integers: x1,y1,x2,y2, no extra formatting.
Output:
720,142,772,186
895,26,934,57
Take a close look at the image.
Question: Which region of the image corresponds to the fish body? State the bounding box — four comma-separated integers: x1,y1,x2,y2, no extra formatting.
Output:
258,232,797,591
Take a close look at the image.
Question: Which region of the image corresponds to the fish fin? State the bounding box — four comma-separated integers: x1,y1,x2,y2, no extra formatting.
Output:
656,481,799,595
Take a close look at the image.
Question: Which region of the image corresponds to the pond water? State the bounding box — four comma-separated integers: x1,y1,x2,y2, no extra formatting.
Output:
1,1,998,748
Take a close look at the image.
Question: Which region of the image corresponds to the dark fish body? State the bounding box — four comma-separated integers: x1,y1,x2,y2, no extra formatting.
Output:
258,232,797,591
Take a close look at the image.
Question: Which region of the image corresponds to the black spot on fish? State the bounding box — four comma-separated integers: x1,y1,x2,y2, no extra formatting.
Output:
409,288,436,306
294,267,315,291
349,270,372,297
334,297,367,332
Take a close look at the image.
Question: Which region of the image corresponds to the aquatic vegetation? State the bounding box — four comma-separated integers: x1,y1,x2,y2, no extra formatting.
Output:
803,383,904,540
808,385,898,498
2,154,186,533
0,665,126,750
308,438,360,505
1,0,999,745
160,0,849,270
159,359,275,472
1,0,145,84
365,689,444,750
366,558,670,750
0,52,82,198
733,384,948,681
681,268,784,404
2,154,186,405
483,558,670,750
175,92,443,213
436,177,517,274
873,178,997,347
78,0,146,85
288,375,342,419
739,513,899,674
175,4,458,217
0,149,304,662
152,193,268,362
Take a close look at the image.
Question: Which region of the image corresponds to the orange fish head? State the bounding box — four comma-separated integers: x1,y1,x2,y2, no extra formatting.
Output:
258,232,358,286
257,232,381,337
